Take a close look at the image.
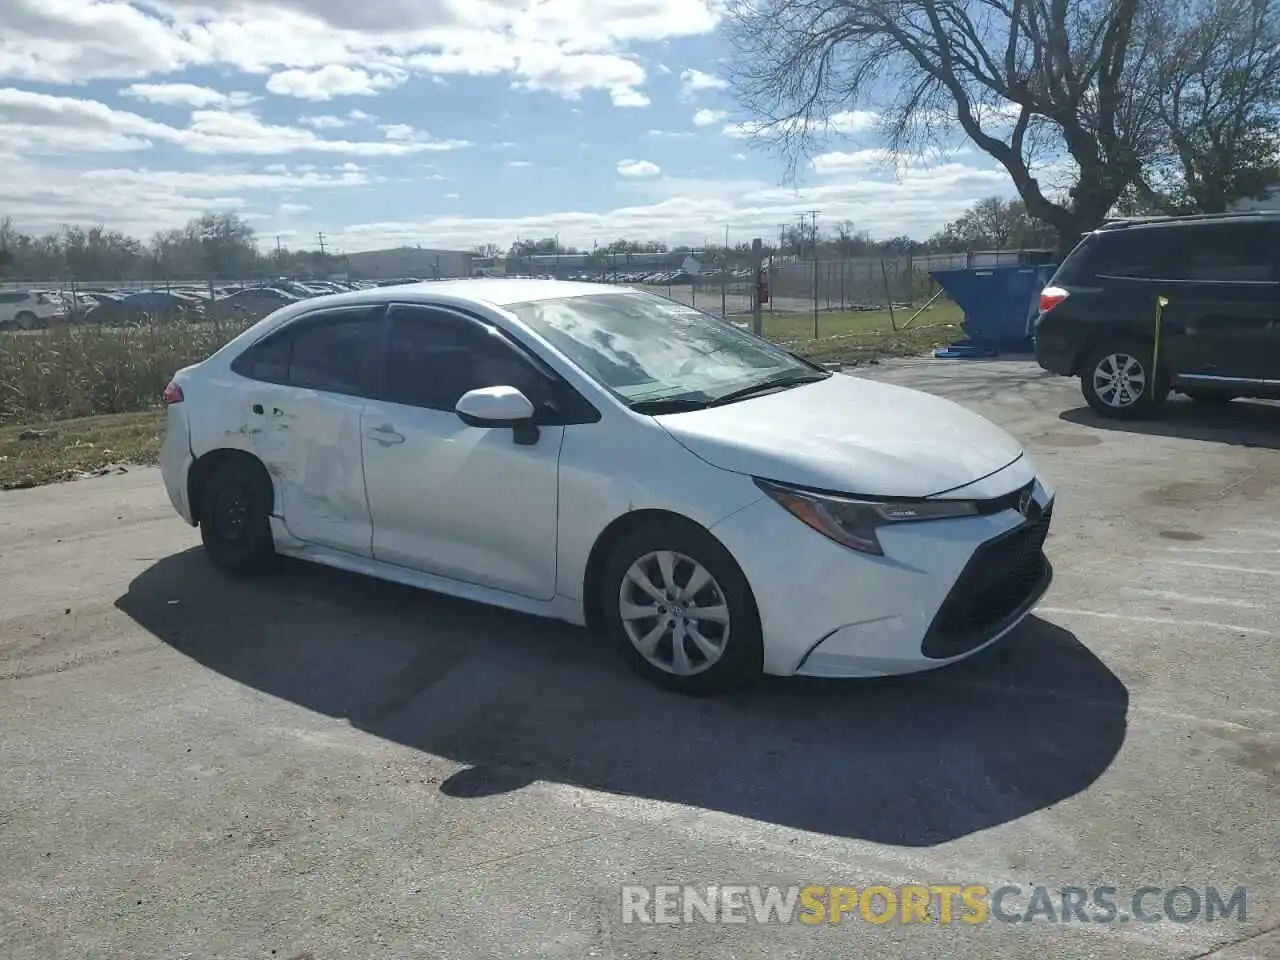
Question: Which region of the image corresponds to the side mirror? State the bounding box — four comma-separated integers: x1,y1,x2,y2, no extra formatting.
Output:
455,386,540,445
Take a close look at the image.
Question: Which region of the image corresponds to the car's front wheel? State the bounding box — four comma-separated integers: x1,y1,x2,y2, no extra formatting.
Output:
600,519,762,694
198,458,278,576
1081,340,1167,420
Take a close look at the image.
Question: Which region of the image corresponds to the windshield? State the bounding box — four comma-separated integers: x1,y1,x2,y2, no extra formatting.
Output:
505,291,823,407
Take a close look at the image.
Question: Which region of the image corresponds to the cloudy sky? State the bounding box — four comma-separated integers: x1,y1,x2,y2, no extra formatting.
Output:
0,0,1027,253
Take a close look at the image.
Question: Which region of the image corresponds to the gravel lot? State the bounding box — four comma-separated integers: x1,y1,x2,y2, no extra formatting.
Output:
1,359,1277,960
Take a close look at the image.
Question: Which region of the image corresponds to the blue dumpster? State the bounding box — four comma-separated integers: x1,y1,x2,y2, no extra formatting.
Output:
929,264,1057,358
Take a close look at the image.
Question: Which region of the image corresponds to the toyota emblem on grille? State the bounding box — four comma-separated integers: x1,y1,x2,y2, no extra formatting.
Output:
1018,489,1034,517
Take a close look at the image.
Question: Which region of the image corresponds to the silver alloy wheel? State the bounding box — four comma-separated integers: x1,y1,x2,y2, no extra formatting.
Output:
1092,352,1147,408
619,550,731,676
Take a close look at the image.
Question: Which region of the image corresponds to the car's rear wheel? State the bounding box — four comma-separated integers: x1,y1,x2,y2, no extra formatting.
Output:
600,519,762,694
198,458,278,576
1081,340,1167,420
14,310,38,330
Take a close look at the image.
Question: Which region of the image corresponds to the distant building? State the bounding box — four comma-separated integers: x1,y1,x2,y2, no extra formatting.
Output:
343,246,473,280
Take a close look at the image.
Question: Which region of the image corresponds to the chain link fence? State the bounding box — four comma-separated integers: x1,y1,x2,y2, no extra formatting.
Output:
622,255,947,339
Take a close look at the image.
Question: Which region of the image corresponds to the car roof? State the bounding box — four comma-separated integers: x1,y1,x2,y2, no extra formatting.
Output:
208,278,636,361
1094,210,1280,233
283,277,626,312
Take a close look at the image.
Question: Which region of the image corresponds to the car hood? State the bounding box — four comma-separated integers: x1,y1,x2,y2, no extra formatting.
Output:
655,373,1024,498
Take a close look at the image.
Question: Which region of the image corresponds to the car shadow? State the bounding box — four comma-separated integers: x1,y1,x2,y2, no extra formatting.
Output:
1060,398,1280,450
115,548,1128,848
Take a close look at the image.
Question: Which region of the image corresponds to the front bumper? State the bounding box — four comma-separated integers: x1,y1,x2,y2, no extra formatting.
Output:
710,462,1055,678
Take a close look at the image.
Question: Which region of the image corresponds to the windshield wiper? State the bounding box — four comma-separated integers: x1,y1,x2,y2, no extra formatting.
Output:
629,397,715,414
709,372,830,407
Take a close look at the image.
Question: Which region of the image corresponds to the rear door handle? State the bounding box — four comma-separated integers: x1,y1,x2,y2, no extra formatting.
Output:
365,424,405,446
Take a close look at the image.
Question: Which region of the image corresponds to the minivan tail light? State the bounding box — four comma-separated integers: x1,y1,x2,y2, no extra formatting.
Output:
162,381,184,404
1039,286,1069,313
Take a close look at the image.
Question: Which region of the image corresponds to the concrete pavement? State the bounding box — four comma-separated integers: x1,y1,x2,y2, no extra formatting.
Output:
1,359,1277,959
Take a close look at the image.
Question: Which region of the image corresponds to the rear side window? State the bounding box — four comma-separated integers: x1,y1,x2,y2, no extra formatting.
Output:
1055,228,1183,283
234,332,291,382
1178,222,1277,281
231,308,382,395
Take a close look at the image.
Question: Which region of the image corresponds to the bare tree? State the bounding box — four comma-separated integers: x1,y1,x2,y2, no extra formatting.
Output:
1143,0,1280,212
723,0,1172,253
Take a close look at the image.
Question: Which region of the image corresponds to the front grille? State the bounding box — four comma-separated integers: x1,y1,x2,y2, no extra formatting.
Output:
974,479,1036,516
921,505,1053,659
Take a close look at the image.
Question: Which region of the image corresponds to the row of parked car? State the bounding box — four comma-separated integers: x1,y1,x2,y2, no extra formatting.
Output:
0,277,427,330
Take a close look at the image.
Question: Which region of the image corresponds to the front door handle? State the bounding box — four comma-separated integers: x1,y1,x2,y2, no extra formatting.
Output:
365,424,405,446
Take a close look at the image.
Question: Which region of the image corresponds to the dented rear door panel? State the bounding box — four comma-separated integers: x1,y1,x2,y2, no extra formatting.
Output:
247,386,373,557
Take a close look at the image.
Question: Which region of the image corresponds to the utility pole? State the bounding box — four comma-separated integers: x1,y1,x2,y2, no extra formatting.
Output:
807,211,820,336
316,231,327,256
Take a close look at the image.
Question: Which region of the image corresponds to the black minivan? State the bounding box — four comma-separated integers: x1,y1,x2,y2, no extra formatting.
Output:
1034,211,1280,419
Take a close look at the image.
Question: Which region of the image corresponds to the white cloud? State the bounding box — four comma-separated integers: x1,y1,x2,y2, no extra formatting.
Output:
692,108,726,127
266,65,406,101
617,159,661,177
810,148,895,176
679,68,726,99
0,2,1030,256
0,154,372,239
121,82,253,109
0,1,721,106
319,161,1017,251
811,145,976,176
299,114,348,129
723,109,881,140
506,160,533,168
0,87,471,156
610,86,651,108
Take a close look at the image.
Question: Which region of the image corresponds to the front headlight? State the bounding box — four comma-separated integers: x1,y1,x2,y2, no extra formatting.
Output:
754,478,979,556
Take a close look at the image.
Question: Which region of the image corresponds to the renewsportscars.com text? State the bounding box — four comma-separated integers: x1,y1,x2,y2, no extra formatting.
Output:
620,884,1249,926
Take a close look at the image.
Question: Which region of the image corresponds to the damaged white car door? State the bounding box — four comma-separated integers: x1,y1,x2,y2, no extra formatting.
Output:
234,305,385,556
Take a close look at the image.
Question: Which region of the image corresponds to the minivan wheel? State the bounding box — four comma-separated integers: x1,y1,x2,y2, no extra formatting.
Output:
198,459,278,576
600,520,763,694
1081,341,1167,420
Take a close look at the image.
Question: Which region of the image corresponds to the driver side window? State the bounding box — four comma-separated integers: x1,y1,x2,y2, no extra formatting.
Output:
382,305,545,411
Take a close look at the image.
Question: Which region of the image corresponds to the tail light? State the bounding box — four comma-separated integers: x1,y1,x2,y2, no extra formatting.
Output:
1039,286,1069,313
162,381,184,404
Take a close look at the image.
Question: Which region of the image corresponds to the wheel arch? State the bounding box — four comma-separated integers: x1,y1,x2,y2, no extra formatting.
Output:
188,447,274,525
580,508,759,635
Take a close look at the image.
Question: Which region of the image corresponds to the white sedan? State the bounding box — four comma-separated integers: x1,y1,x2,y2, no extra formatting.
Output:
160,279,1054,694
